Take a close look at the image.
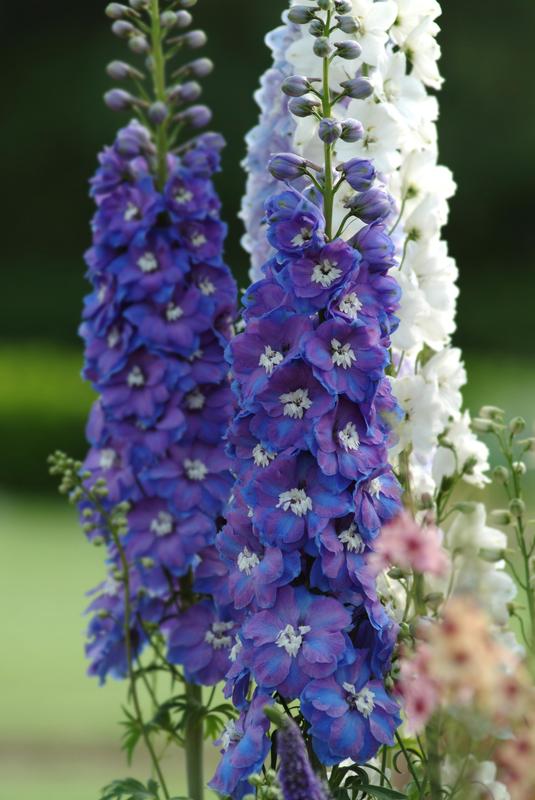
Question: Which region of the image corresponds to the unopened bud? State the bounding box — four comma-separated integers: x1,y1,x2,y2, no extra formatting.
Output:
519,437,535,453
281,75,310,97
336,14,359,34
319,117,342,144
184,30,207,49
509,417,526,435
388,567,407,580
128,34,150,54
148,101,169,125
309,19,324,37
491,509,513,525
104,88,136,111
181,104,212,128
338,157,375,190
345,188,392,223
317,0,332,9
335,0,353,12
268,153,308,181
472,417,497,433
479,548,506,564
509,498,526,517
106,3,129,19
334,40,362,59
106,60,143,80
313,37,332,58
340,118,364,142
175,10,192,27
160,10,178,28
424,593,444,611
288,5,317,24
129,0,149,9
288,95,321,118
493,466,509,483
178,0,197,7
340,76,374,100
455,501,478,514
168,80,202,104
176,57,214,79
479,405,505,421
513,461,527,476
111,19,135,38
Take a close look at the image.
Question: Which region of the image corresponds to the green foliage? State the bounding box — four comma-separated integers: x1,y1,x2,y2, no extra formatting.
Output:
100,777,188,800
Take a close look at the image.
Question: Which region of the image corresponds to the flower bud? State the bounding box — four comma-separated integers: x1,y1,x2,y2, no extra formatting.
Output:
490,509,513,525
479,405,505,421
106,60,143,80
340,118,364,142
492,465,509,484
340,76,374,100
424,593,444,611
335,0,353,12
106,3,129,19
519,437,535,453
181,104,212,128
129,0,149,9
160,10,178,28
269,153,308,181
168,80,202,104
455,501,479,514
148,101,169,125
338,157,376,191
471,417,497,433
317,0,332,9
281,75,310,97
319,118,342,144
334,40,362,60
509,416,526,435
111,19,135,38
179,0,197,7
104,88,136,111
129,35,150,54
184,30,207,49
309,19,324,37
177,57,214,79
336,14,359,34
388,567,408,580
288,5,317,24
509,498,526,517
513,461,527,476
288,96,321,118
176,10,193,27
479,548,506,564
346,188,392,223
313,37,332,58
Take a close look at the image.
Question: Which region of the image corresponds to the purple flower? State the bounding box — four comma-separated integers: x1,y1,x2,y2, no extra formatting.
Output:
328,263,401,334
303,320,388,403
266,189,324,255
241,586,352,696
99,351,172,423
353,467,403,537
275,714,330,800
93,177,163,247
179,218,227,261
165,601,239,685
351,221,397,272
111,230,188,302
165,168,220,219
301,649,401,765
284,238,360,310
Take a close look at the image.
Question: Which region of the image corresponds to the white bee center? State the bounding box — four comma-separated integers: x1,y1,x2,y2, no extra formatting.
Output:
204,621,234,650
137,252,158,273
277,488,312,517
275,624,312,657
191,233,207,248
338,422,361,452
220,719,241,751
312,258,342,288
343,683,376,718
184,458,208,481
107,327,120,348
166,303,184,322
331,338,357,369
124,202,139,222
291,226,313,247
186,389,205,410
99,449,117,470
339,292,363,319
280,388,312,420
199,277,216,296
150,511,174,537
174,188,193,205
339,522,365,554
252,444,276,468
237,548,260,575
368,477,382,497
259,345,284,375
127,365,145,387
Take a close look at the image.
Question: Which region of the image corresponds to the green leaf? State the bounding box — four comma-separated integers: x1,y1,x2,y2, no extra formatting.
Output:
99,777,161,800
360,787,407,800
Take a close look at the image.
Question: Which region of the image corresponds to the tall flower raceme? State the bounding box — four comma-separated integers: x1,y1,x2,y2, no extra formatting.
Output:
51,2,237,798
209,8,404,798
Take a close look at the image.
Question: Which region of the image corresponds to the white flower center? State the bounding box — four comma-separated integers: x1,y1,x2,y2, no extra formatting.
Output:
189,348,203,362
259,345,284,375
339,292,363,319
312,258,342,288
277,488,312,517
276,624,312,657
124,202,139,222
280,388,312,419
97,285,107,303
204,621,234,650
191,233,207,248
150,511,174,537
237,547,260,575
368,477,382,498
252,444,276,468
198,277,216,296
331,338,357,369
343,683,376,718
291,226,313,247
174,188,193,205
137,252,158,273
184,458,208,481
166,303,184,322
339,522,365,554
229,637,243,663
127,365,145,387
338,422,361,452
220,719,241,751
185,389,205,410
107,327,120,348
99,449,117,470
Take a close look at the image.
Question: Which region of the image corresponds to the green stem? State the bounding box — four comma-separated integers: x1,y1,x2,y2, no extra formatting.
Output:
425,718,442,800
185,683,204,800
395,733,422,792
150,0,169,189
322,11,334,239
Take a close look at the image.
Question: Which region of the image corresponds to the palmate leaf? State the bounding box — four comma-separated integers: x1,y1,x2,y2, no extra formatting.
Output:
99,777,162,799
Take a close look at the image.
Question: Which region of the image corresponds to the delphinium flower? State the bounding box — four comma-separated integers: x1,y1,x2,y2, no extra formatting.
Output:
211,5,403,795
78,0,238,710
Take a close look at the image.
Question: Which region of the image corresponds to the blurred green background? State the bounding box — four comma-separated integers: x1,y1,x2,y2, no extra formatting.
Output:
1,0,534,798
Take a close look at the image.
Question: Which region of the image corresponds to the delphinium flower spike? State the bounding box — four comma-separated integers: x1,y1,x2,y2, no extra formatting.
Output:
211,3,402,796
62,0,237,795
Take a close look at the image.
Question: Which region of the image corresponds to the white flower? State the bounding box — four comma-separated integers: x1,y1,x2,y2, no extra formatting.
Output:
433,411,490,488
390,0,442,47
447,504,507,555
390,372,444,457
421,348,466,421
403,17,443,89
337,100,404,173
372,50,438,136
350,0,398,66
471,761,511,800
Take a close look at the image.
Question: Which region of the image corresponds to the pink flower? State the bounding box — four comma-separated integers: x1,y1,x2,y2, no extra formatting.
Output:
397,644,440,734
370,511,449,577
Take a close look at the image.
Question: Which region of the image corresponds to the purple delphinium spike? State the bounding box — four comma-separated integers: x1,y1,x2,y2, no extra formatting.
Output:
78,1,238,686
